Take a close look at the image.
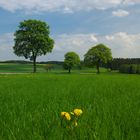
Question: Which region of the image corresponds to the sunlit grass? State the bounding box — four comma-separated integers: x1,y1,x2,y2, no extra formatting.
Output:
0,73,139,140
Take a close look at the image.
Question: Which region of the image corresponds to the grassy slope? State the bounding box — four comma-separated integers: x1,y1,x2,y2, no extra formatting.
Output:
0,73,139,140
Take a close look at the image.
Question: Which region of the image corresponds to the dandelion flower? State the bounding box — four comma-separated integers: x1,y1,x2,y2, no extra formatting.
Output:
73,109,83,116
61,112,71,121
61,112,67,117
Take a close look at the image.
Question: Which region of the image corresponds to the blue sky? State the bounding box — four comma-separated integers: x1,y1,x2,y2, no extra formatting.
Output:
0,0,140,61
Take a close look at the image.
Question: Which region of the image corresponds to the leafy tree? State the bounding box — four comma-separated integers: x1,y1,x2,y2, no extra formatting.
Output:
84,44,112,73
13,19,54,73
64,52,80,73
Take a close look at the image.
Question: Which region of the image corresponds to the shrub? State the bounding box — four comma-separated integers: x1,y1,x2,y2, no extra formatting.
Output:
119,64,130,73
137,65,140,74
119,64,139,74
129,64,137,74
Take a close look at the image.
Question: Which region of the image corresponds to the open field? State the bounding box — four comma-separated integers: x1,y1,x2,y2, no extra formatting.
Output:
0,63,46,73
0,73,139,140
0,63,108,74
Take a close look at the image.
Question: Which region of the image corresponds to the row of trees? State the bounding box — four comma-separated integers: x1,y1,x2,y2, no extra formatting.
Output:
13,19,139,74
64,44,112,73
13,19,113,73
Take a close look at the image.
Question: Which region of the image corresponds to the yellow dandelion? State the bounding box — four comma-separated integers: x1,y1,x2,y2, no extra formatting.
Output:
61,112,67,117
61,112,71,121
65,112,71,120
73,109,83,116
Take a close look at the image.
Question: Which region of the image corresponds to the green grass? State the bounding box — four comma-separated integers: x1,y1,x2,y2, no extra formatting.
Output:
0,73,139,140
0,63,46,73
0,63,109,74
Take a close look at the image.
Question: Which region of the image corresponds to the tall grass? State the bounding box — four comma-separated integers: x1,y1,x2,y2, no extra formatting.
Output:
0,73,139,140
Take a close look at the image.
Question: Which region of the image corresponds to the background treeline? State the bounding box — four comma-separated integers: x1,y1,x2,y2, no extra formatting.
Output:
109,58,140,70
1,58,140,66
0,58,140,74
108,58,140,74
0,60,63,65
119,64,140,74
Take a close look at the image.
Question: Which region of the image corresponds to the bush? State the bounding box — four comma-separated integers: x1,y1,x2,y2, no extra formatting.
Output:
129,64,137,74
137,65,140,74
119,64,139,74
119,64,130,73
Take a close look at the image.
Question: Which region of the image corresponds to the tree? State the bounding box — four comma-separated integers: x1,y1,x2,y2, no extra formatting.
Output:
84,44,112,74
64,52,80,73
13,19,54,73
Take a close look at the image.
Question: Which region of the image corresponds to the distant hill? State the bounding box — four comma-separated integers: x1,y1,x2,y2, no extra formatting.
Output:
0,60,64,65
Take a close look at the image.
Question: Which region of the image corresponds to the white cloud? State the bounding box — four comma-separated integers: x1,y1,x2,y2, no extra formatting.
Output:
122,0,140,5
99,32,140,58
0,33,13,50
0,0,139,13
105,35,115,40
0,32,140,61
43,32,140,60
112,9,129,17
53,32,140,59
54,34,98,53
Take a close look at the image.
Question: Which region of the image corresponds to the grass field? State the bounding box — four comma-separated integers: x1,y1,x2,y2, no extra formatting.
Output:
0,72,139,140
0,63,46,73
0,63,108,74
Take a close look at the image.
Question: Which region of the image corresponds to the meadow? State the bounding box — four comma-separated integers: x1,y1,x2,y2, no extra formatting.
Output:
0,70,139,140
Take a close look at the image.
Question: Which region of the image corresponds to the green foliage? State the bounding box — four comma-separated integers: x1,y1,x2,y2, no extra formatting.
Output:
64,52,80,73
0,74,140,140
111,58,140,70
130,65,137,74
137,65,140,74
13,19,54,72
120,64,130,73
119,64,140,74
84,44,112,73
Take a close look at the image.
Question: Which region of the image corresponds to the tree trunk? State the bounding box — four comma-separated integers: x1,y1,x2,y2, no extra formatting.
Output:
33,56,37,73
68,68,71,73
96,62,100,74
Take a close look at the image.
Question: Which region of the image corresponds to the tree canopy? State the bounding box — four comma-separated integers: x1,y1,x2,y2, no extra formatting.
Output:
64,52,80,73
13,19,54,72
84,44,112,73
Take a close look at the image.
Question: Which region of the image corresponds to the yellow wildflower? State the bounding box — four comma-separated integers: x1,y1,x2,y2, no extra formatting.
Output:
61,112,67,117
73,109,83,116
65,113,71,120
61,112,71,121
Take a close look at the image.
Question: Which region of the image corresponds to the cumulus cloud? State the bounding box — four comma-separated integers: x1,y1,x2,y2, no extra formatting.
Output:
0,0,139,13
53,34,98,56
0,33,17,60
54,32,140,59
105,35,115,41
0,33,13,50
0,32,140,61
100,32,140,58
122,0,140,5
112,9,129,17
